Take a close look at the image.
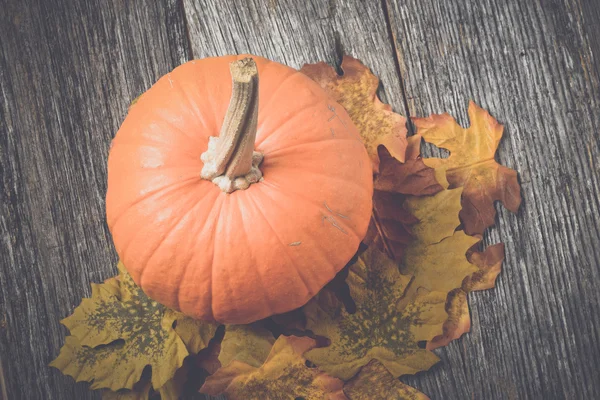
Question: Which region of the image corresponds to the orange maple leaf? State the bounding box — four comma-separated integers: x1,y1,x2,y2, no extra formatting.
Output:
414,101,521,235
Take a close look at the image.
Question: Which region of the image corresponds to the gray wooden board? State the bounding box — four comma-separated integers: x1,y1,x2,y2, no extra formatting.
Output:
0,0,599,399
386,0,600,399
0,0,198,398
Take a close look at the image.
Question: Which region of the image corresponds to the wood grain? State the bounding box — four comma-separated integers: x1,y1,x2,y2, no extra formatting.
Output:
385,0,600,399
182,0,407,114
0,0,190,398
1,0,599,398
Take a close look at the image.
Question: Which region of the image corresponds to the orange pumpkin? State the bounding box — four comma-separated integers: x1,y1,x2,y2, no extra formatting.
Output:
106,55,373,324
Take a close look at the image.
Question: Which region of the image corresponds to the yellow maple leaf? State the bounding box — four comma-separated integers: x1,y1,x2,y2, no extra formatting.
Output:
401,187,479,342
200,335,347,400
51,263,194,391
343,359,429,400
427,243,506,350
403,187,464,245
301,56,408,172
303,247,440,381
413,101,521,235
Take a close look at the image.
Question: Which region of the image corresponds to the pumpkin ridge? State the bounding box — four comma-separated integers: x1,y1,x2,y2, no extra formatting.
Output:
234,193,276,317
245,190,313,312
256,178,363,241
108,176,206,231
149,104,206,146
207,193,229,321
262,137,364,157
254,181,353,278
132,186,220,307
267,164,371,200
255,101,324,150
170,69,212,137
254,67,301,128
109,141,200,159
171,191,220,316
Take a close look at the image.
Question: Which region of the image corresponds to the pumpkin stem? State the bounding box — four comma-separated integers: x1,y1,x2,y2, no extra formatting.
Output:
200,57,264,193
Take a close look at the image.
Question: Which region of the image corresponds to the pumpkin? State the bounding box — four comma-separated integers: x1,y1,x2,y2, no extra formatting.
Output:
106,55,373,324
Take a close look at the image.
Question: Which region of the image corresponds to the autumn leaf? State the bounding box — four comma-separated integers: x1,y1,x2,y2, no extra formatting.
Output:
414,101,521,235
200,335,347,400
51,263,189,391
343,360,428,400
427,243,505,349
218,324,276,368
465,243,505,291
408,102,520,349
303,247,440,381
167,309,219,355
368,136,443,261
301,56,408,171
426,289,471,350
401,187,479,342
403,187,464,245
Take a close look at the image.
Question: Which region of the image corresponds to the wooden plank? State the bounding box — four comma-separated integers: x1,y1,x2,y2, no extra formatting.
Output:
182,0,407,115
384,0,600,399
0,0,190,398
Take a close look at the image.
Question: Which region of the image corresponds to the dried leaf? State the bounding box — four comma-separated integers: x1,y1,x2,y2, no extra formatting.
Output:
303,247,440,380
465,243,505,291
410,103,518,349
374,138,441,196
369,137,443,261
404,187,463,244
427,244,505,349
401,188,479,343
167,309,219,354
414,101,521,235
200,335,347,400
301,56,407,171
343,360,428,400
218,324,275,368
51,263,188,390
426,289,471,350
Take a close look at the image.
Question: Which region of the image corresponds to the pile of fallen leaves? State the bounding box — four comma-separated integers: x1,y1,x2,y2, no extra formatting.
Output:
51,57,521,399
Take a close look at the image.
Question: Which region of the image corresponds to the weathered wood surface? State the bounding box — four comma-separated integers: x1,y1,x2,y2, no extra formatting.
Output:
387,0,600,399
0,0,598,399
0,0,193,398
